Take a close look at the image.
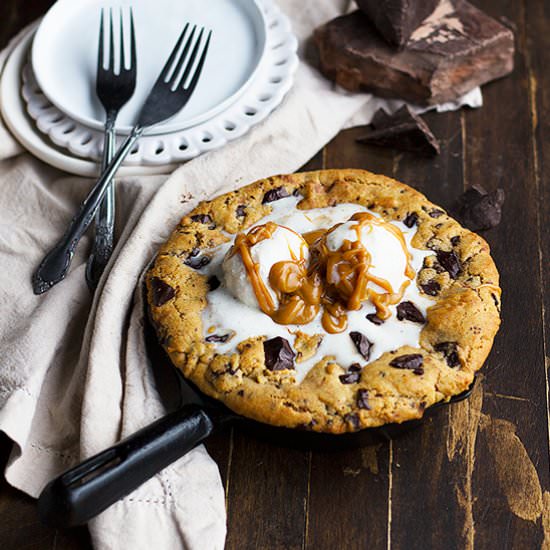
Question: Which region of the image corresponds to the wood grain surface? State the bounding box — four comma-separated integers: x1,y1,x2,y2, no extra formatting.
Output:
1,1,549,549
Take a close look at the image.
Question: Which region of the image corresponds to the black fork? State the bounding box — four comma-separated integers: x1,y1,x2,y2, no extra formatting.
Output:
86,8,137,290
32,24,212,295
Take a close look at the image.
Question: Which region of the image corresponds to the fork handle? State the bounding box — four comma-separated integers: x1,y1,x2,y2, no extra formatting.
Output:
32,125,144,295
85,116,117,290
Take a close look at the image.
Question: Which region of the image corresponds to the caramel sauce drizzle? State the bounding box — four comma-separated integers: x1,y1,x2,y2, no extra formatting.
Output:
229,213,415,334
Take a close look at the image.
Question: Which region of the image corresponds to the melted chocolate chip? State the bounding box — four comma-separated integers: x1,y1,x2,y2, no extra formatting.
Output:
356,389,371,410
366,313,384,325
455,184,505,231
389,354,424,375
450,236,461,247
434,342,460,368
396,301,425,323
429,209,445,218
436,250,462,279
185,252,212,270
420,280,441,296
262,186,290,204
263,336,295,371
150,277,175,306
236,205,246,217
191,214,213,224
205,334,230,343
344,413,360,429
207,275,221,291
339,370,361,384
350,331,373,360
404,212,419,228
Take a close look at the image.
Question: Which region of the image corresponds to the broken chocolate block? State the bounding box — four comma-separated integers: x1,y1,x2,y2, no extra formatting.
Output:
314,3,514,105
356,389,371,410
357,106,440,156
455,184,505,231
396,301,426,323
262,187,290,204
263,336,295,371
389,354,424,375
150,277,175,307
350,331,373,360
355,0,440,48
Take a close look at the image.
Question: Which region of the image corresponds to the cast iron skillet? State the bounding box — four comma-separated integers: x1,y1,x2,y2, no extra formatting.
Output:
37,298,476,528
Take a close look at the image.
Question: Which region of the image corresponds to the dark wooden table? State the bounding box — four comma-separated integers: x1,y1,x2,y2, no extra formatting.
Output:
1,1,549,548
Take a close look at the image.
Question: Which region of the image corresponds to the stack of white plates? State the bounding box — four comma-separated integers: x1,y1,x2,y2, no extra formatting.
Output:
0,0,298,176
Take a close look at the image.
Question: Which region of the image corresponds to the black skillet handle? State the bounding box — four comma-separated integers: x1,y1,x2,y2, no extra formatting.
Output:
38,404,214,528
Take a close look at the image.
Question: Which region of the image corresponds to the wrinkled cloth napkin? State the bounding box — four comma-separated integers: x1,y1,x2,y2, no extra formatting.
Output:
0,1,481,548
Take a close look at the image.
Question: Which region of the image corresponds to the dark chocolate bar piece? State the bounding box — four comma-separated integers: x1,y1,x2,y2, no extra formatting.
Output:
357,106,440,156
355,0,440,47
454,184,505,230
314,2,514,105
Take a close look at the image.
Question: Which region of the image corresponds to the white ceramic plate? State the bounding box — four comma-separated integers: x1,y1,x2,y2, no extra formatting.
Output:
32,0,267,135
1,26,175,177
22,0,298,166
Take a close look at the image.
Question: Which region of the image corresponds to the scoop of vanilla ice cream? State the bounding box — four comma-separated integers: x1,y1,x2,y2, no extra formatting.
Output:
325,219,408,294
223,225,309,309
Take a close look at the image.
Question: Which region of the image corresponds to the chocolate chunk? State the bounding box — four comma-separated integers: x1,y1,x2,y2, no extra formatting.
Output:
420,280,441,296
207,275,221,291
350,331,373,360
205,334,230,343
389,354,424,375
396,301,425,323
236,205,246,217
450,236,461,247
344,412,360,429
191,214,213,225
356,389,371,410
434,342,460,368
262,187,290,204
314,5,514,105
366,313,384,325
403,211,419,228
185,254,211,270
357,106,440,156
429,208,445,218
436,250,462,279
263,336,295,371
455,184,505,231
339,370,361,384
349,363,362,372
355,0,440,47
150,277,175,307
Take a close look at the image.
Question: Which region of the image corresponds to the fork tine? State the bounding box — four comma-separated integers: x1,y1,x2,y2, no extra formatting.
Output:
182,30,212,92
108,8,115,71
129,7,137,71
97,8,105,72
169,26,198,87
175,27,203,89
159,23,190,81
119,8,125,70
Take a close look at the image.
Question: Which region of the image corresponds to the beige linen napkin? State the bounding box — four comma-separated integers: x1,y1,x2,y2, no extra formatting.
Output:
0,2,481,549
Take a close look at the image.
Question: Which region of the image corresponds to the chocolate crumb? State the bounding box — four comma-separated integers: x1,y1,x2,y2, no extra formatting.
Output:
434,342,460,368
350,331,373,360
396,301,425,323
236,205,246,217
191,214,213,225
436,250,462,279
420,280,441,296
356,106,440,156
150,277,175,306
263,336,295,371
366,313,384,325
207,275,221,291
262,187,290,204
404,212,419,228
455,184,505,231
389,354,424,375
357,389,371,410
